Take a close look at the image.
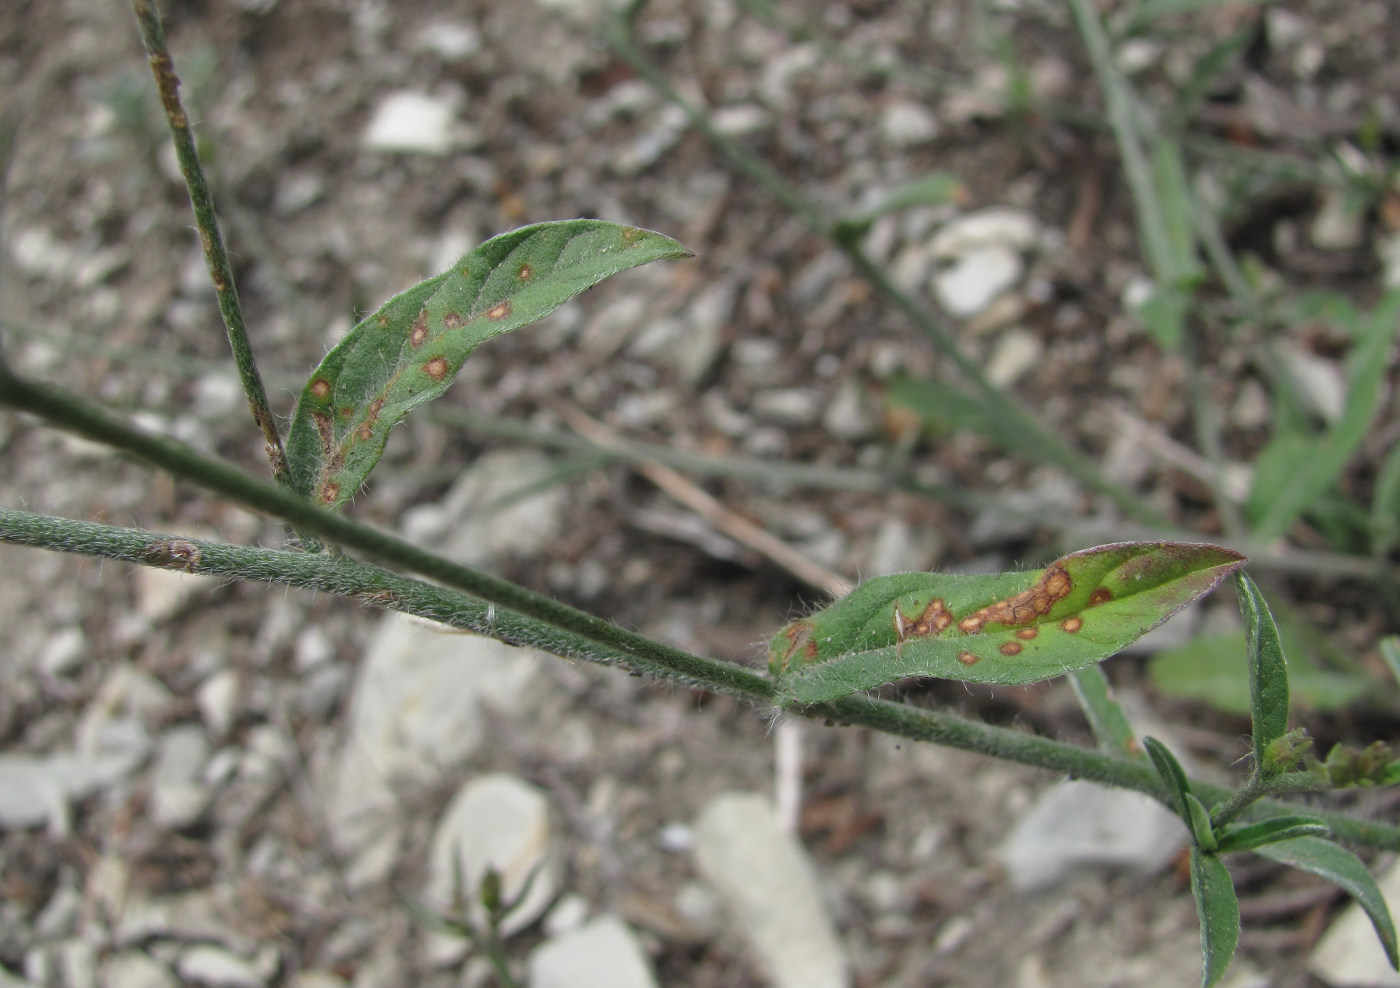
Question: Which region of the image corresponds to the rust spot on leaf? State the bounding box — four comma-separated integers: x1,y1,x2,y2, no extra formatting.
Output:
621,227,642,245
957,650,980,665
485,300,511,321
356,397,385,441
1061,616,1084,633
339,405,354,419
1088,587,1113,606
895,597,953,641
309,378,332,399
442,311,464,329
803,639,818,660
317,480,340,505
423,357,449,381
1000,641,1023,657
957,562,1073,634
377,314,391,328
311,411,334,455
409,309,430,348
518,263,533,280
1016,627,1039,641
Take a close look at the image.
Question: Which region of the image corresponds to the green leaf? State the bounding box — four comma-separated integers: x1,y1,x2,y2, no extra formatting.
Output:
1381,637,1400,688
1235,573,1290,776
1143,735,1193,820
1214,815,1329,855
286,220,691,508
1255,836,1399,970
1186,793,1219,852
1190,848,1240,988
770,542,1245,705
1069,665,1139,757
833,172,965,241
1148,632,1370,715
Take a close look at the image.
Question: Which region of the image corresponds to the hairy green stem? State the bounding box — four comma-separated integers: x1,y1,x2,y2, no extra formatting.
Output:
0,365,767,697
128,0,291,493
3,503,1399,852
1210,771,1331,830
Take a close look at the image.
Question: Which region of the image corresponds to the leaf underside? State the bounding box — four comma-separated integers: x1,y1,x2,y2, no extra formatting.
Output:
286,220,691,509
769,541,1246,704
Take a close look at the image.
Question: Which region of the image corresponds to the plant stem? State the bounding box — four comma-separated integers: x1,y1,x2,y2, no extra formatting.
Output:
128,0,291,492
0,365,768,697
3,504,1399,853
1210,771,1330,830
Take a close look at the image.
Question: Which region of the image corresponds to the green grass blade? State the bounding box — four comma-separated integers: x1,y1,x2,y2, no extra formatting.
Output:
773,542,1245,704
1190,847,1240,988
286,220,691,508
1235,573,1290,776
1255,836,1399,969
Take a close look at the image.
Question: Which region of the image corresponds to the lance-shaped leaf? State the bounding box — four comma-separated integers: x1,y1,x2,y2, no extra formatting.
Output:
1255,836,1399,970
287,221,691,509
1190,847,1240,988
770,542,1245,705
1236,572,1291,777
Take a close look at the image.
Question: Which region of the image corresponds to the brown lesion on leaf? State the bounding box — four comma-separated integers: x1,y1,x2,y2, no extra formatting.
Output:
144,539,201,572
409,309,430,348
309,378,332,400
356,397,385,440
999,641,1023,657
1015,627,1039,641
957,562,1073,634
485,300,511,320
1088,587,1113,606
339,405,354,419
774,621,816,672
377,314,391,328
442,311,464,329
423,356,450,381
957,650,980,665
894,597,953,642
621,227,642,245
518,263,533,280
1061,616,1084,633
311,411,334,456
316,480,340,505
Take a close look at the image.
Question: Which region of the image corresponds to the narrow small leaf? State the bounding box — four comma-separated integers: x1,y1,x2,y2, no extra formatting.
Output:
1379,636,1400,687
1214,815,1329,855
287,220,691,509
1144,736,1192,821
1255,836,1399,969
1186,793,1218,852
1190,848,1240,988
1069,666,1139,757
1235,572,1290,776
771,541,1245,705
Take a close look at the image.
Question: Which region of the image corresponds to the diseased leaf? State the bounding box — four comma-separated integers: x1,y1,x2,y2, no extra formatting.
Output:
771,542,1245,705
1190,848,1240,988
287,221,691,509
1256,836,1399,970
1236,572,1290,776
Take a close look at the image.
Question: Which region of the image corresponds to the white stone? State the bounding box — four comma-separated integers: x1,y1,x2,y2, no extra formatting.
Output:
995,779,1187,890
1312,187,1365,251
932,246,1023,318
712,104,770,137
866,518,941,576
285,974,347,988
752,389,823,426
293,626,336,671
543,894,590,936
0,751,143,831
150,726,211,829
692,792,850,988
136,567,213,623
362,91,458,155
1276,344,1346,423
879,101,940,147
822,379,874,441
328,618,541,885
176,945,264,988
528,915,657,988
1310,858,1400,987
102,951,179,988
425,773,559,951
197,670,240,739
984,328,1043,387
929,208,1039,258
40,626,87,676
412,20,481,61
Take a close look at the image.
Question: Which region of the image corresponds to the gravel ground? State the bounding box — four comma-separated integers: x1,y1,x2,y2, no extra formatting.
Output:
2,1,1398,986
